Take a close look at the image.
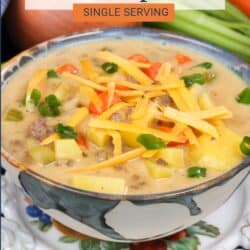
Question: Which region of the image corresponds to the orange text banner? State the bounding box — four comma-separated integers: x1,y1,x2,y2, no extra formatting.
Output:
73,4,174,22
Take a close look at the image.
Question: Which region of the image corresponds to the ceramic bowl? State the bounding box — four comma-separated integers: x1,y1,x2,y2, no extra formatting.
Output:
1,28,250,243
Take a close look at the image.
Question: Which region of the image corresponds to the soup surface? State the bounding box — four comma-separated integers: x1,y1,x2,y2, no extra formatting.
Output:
2,39,250,195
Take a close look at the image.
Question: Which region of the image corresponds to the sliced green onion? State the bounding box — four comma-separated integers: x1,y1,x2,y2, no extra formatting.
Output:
39,95,61,117
137,134,166,150
236,88,250,105
195,62,213,69
102,62,118,74
21,95,26,106
55,123,77,139
30,89,41,106
182,73,206,87
240,136,250,156
47,69,59,78
182,71,216,87
45,95,61,107
39,104,60,117
204,72,216,82
4,109,23,121
187,166,207,178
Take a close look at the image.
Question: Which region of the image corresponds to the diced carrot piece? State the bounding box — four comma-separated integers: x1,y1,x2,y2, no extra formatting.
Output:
77,133,88,148
128,54,150,63
167,140,189,147
175,54,192,65
129,54,161,80
159,126,189,146
115,85,131,91
142,62,162,80
89,91,121,115
57,64,78,74
159,126,174,133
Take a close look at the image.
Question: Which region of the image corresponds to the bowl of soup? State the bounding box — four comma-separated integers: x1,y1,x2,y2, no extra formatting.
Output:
1,28,250,242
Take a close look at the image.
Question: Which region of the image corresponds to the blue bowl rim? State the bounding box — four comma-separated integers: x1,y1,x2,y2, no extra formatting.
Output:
1,27,250,201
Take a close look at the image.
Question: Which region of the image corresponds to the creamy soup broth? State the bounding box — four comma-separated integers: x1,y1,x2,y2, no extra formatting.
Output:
2,39,250,194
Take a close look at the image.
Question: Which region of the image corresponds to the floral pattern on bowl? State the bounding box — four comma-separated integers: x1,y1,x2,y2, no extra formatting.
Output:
2,172,250,250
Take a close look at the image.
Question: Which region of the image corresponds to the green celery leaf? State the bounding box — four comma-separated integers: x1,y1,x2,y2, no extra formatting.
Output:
102,241,129,250
59,235,79,243
38,222,52,232
79,240,101,250
187,220,220,238
168,236,199,250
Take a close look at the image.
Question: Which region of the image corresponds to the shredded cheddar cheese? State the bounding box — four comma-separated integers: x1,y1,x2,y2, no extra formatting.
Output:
129,60,151,69
96,51,153,85
64,148,146,174
108,130,122,156
115,90,144,97
168,89,189,111
163,107,218,138
179,86,200,111
62,72,106,91
155,62,172,82
107,81,116,108
67,107,89,127
89,118,184,142
25,70,47,111
80,86,102,105
188,106,232,120
131,96,149,120
99,102,132,120
81,57,99,81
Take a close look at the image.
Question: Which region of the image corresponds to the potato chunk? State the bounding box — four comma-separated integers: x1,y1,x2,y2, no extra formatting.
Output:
87,128,110,147
144,160,172,179
55,139,82,160
71,175,127,194
157,148,185,168
189,127,243,171
29,146,55,164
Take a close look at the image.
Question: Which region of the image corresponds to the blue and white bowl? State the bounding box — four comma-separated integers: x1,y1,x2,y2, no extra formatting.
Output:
1,28,250,242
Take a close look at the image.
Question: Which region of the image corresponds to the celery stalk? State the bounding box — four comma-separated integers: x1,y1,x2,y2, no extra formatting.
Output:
225,1,250,24
205,2,250,25
214,20,250,36
215,20,250,30
204,10,237,21
175,11,250,47
145,21,250,62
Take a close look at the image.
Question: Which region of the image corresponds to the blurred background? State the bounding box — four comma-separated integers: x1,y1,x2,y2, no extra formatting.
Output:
1,0,250,63
1,0,140,62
